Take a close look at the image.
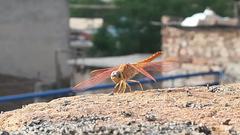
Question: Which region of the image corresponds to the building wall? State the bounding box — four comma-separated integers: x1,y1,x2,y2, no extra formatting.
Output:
162,26,240,83
0,0,70,83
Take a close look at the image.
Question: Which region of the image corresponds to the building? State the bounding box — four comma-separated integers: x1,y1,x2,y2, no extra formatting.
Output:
162,10,240,83
0,0,69,111
0,0,70,84
69,18,103,58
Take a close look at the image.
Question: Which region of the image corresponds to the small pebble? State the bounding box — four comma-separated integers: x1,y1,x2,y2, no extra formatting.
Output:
121,111,132,117
0,131,9,135
145,112,157,121
186,90,192,96
63,100,71,106
208,86,219,93
222,119,231,125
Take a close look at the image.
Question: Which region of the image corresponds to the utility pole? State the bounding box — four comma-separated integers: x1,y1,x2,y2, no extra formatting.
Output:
54,49,63,88
234,0,240,24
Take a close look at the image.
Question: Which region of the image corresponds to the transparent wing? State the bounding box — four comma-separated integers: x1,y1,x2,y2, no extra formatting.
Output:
142,57,178,73
129,64,156,82
90,67,115,77
73,67,116,91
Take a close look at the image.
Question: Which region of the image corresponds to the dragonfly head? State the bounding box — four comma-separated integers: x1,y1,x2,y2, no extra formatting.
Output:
110,71,123,83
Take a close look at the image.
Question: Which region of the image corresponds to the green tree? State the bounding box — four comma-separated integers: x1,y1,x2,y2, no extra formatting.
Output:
89,26,118,56
69,0,234,56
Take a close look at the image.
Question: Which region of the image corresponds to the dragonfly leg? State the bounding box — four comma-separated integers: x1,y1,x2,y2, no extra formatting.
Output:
122,81,127,93
128,80,143,91
116,81,123,93
126,83,132,92
115,81,130,93
111,83,119,93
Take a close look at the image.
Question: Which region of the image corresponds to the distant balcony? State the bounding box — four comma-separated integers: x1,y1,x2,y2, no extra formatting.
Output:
69,40,93,49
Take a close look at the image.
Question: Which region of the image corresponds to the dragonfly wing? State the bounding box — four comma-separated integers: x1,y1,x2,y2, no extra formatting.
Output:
144,61,178,73
146,57,178,72
128,64,156,82
73,68,116,91
90,67,115,77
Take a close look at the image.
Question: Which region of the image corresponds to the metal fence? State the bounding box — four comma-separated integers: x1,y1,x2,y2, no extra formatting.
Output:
0,71,223,103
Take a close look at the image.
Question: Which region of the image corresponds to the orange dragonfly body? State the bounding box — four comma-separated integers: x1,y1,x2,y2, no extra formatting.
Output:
73,51,177,93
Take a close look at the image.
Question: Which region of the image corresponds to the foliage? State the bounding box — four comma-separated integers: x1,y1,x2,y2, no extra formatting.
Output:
69,0,234,56
89,26,118,56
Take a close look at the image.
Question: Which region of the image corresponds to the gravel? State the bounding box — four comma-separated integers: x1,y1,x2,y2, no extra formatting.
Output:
182,101,212,109
9,115,110,135
4,118,214,135
207,85,239,94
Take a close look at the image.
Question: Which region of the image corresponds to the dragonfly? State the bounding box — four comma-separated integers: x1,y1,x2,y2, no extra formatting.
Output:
73,51,177,93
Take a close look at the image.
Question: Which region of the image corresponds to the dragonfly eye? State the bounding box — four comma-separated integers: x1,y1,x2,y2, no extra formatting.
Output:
111,71,121,78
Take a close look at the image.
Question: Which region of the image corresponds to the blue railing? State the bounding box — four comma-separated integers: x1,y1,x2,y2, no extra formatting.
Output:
0,71,223,103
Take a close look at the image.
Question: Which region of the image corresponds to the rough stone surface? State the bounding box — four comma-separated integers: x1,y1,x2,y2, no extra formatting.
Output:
1,83,240,134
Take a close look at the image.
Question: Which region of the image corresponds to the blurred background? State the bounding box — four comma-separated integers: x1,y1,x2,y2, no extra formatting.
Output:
0,0,240,111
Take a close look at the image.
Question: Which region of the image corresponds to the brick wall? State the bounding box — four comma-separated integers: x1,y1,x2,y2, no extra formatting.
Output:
162,26,240,84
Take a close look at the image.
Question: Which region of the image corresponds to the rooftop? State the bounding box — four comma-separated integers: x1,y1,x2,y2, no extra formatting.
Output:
69,18,103,32
68,53,161,68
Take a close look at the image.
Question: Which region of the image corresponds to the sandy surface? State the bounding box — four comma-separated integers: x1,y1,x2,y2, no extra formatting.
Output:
1,83,240,134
